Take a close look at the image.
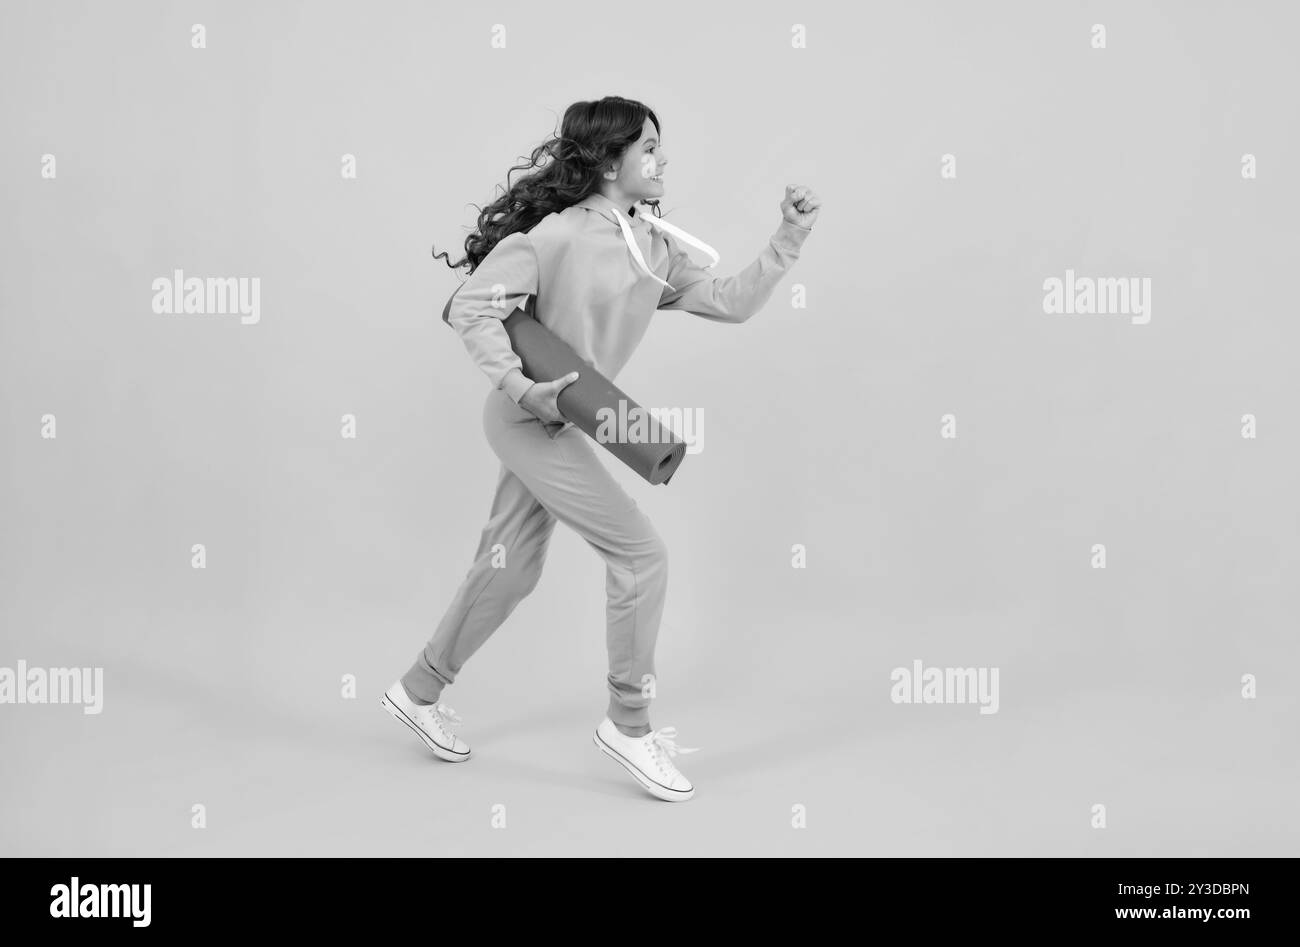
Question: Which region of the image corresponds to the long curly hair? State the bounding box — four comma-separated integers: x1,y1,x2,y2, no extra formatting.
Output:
433,96,662,275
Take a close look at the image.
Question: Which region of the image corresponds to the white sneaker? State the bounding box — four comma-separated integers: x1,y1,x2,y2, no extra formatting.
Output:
593,717,699,802
380,682,471,762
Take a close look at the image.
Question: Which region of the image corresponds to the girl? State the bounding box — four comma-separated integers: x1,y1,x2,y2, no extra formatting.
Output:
381,96,820,802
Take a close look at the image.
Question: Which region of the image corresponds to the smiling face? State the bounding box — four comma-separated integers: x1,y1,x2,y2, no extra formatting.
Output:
606,116,668,206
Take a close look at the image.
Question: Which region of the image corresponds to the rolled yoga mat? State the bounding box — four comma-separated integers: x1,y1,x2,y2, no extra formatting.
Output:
442,291,688,486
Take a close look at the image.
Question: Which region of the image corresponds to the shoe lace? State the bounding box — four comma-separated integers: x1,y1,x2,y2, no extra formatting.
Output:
426,703,462,740
647,726,700,776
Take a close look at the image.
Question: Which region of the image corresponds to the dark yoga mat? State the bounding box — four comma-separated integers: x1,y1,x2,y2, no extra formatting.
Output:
441,291,688,486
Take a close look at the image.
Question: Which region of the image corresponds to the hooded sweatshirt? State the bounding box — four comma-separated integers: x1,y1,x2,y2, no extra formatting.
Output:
443,191,812,413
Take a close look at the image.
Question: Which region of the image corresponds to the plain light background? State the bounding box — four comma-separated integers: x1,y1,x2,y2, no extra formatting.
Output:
1,0,1297,856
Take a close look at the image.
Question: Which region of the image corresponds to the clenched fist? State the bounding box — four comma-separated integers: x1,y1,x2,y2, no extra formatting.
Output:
781,185,821,229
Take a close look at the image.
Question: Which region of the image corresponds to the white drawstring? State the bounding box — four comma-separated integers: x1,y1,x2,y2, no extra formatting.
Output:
640,210,721,271
609,205,721,294
611,208,672,292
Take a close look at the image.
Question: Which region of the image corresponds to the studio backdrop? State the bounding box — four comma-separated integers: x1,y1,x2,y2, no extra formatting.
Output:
1,0,1297,856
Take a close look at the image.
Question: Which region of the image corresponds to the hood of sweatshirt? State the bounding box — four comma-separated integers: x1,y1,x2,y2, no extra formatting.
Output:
572,191,652,230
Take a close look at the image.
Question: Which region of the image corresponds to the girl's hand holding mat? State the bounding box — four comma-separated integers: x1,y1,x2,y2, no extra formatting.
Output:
500,304,688,485
519,371,580,425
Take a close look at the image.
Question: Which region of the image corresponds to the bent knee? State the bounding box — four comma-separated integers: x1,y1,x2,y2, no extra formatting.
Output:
631,524,669,575
491,542,548,597
513,560,545,597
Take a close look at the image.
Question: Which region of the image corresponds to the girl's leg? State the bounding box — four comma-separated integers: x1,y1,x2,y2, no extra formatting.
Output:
480,388,669,734
400,458,556,705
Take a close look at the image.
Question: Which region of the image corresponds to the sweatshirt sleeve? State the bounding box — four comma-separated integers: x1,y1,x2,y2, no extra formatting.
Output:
442,231,539,404
655,218,812,323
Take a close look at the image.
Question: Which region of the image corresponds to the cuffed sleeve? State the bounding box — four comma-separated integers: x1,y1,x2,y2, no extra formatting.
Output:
656,218,812,323
442,231,539,397
500,367,534,404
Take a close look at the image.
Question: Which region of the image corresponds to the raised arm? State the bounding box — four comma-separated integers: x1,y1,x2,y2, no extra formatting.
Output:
656,185,820,323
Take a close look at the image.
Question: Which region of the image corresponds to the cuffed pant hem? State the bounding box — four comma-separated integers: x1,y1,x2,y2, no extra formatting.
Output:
400,661,448,705
606,694,651,730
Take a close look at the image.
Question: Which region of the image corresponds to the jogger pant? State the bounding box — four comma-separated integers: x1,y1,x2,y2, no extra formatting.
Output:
401,385,669,729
